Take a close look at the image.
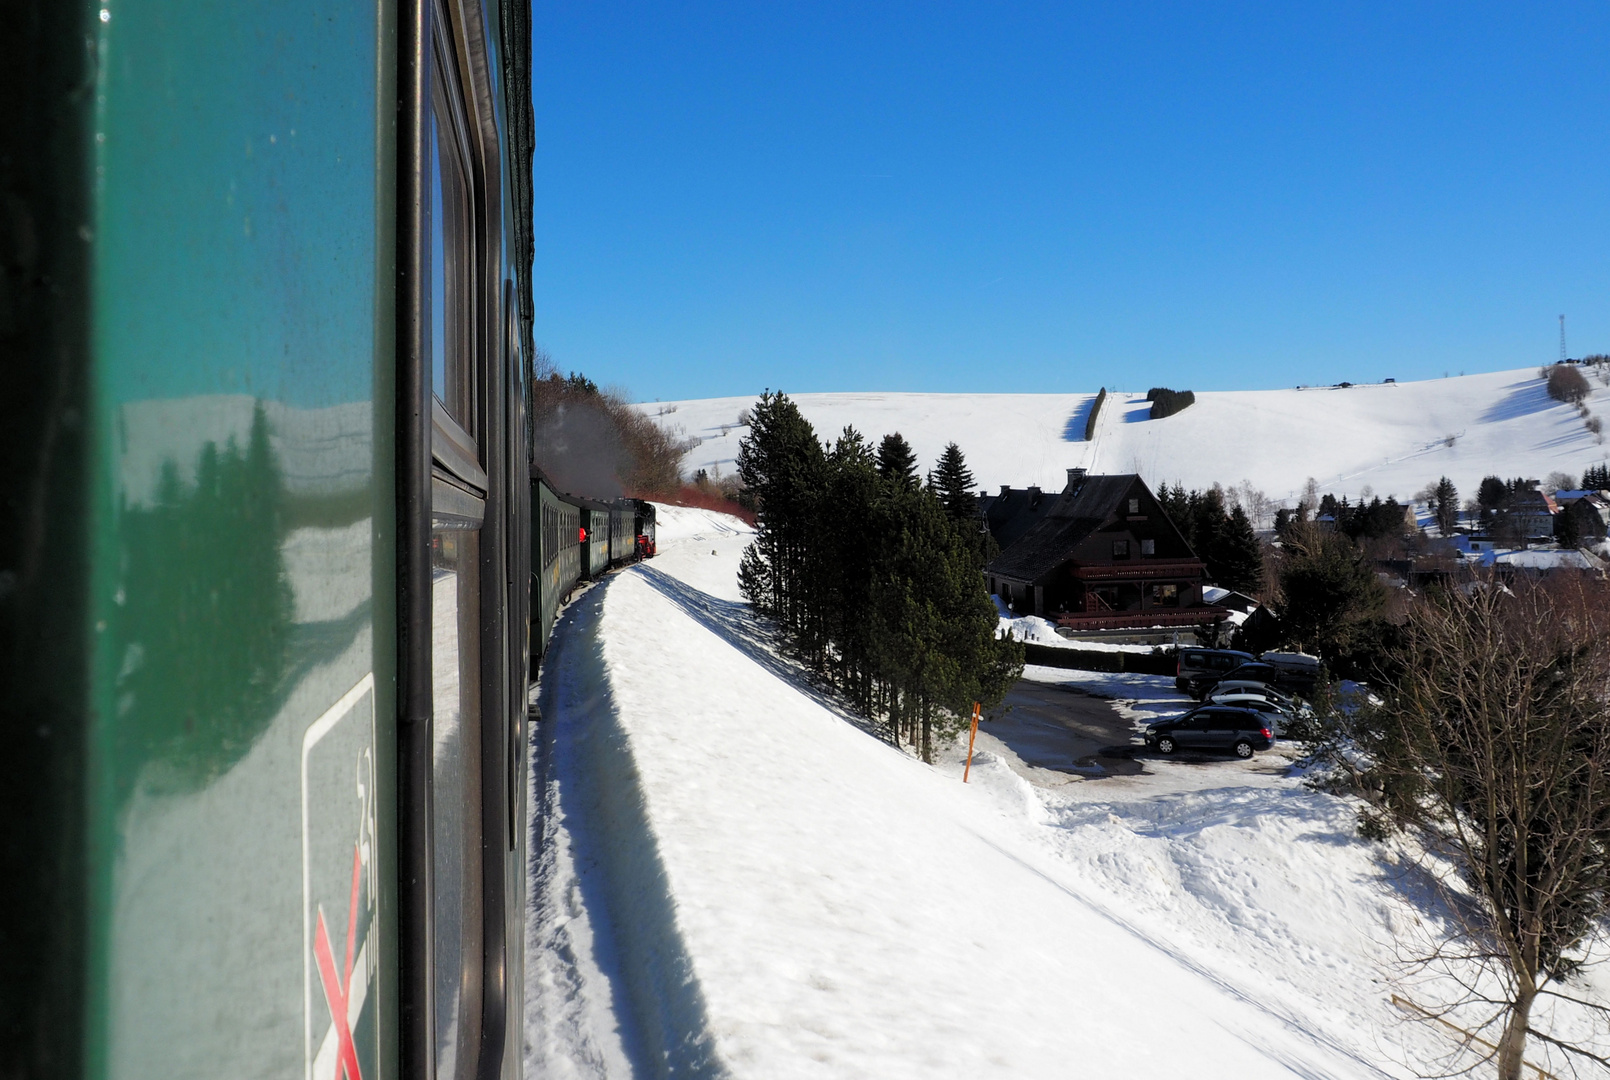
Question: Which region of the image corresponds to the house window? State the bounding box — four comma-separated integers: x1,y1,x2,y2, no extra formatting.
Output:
1150,583,1179,607
1140,538,1155,556
1112,539,1130,558
1128,498,1140,514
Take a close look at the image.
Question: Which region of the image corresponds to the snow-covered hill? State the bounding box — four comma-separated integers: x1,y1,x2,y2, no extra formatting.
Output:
524,505,1610,1079
640,367,1610,506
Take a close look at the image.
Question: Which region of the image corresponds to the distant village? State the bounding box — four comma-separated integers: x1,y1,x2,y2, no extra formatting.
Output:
980,463,1610,650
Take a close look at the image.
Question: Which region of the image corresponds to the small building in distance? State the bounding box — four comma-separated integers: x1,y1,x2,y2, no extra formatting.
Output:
984,468,1226,632
1508,484,1560,540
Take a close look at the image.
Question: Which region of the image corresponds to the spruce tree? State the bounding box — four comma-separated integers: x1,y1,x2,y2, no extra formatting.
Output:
1433,476,1459,535
877,432,919,491
931,442,977,525
1583,463,1610,490
1210,505,1264,594
1191,487,1230,575
735,391,827,642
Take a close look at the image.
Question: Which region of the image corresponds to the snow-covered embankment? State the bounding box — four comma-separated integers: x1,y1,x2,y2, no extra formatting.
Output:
524,505,1534,1079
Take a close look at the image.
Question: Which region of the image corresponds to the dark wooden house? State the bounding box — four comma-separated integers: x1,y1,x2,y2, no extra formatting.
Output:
985,469,1225,631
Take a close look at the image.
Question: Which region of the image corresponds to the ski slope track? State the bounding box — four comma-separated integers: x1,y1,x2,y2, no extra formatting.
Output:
643,367,1610,503
524,505,1610,1078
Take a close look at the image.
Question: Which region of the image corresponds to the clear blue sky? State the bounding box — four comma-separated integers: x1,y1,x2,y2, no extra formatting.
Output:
532,2,1610,402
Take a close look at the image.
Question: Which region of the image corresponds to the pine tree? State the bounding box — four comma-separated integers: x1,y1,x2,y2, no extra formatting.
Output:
877,432,919,491
931,442,977,525
1191,487,1230,575
1583,463,1610,491
1433,476,1459,535
1210,505,1264,594
735,391,828,644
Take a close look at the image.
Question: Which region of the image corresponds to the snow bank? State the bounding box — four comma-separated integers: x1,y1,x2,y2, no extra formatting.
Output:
528,506,1609,1079
530,514,1391,1076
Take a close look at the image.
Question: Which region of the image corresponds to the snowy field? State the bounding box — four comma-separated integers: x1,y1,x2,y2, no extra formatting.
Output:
525,506,1609,1079
639,367,1610,508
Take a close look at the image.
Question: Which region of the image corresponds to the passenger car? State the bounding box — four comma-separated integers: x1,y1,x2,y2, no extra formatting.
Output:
1144,707,1275,758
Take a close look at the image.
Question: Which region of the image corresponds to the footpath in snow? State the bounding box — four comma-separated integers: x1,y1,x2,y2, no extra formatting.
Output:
524,506,1605,1079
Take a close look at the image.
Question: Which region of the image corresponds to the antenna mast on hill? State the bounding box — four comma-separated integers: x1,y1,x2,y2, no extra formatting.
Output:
1560,314,1568,363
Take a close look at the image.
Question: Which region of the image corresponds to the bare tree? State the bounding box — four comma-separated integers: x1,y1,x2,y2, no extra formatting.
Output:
1343,577,1610,1079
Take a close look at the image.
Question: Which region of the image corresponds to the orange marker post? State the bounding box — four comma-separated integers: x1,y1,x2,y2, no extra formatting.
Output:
963,702,981,782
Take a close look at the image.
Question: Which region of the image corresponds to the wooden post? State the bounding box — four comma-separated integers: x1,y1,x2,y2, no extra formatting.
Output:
963,702,981,782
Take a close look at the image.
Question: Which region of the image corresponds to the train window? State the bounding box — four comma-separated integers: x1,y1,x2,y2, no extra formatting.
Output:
426,26,477,442
429,526,483,1078
426,8,488,1080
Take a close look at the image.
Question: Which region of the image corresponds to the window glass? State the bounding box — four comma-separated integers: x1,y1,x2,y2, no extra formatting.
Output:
1128,499,1140,514
1140,538,1156,556
430,528,483,1079
1112,539,1129,558
427,43,474,435
428,109,448,416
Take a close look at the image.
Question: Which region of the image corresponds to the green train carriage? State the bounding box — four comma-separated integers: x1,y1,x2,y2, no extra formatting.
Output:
3,1,539,1078
529,469,581,657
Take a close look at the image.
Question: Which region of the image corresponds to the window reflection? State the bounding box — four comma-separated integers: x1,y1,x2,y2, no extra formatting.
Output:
430,528,482,1079
428,109,448,416
427,49,473,433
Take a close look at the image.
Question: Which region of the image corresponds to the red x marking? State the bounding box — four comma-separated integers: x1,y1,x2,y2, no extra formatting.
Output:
314,844,365,1080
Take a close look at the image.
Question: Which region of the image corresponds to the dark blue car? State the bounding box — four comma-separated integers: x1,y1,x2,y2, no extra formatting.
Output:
1144,706,1275,759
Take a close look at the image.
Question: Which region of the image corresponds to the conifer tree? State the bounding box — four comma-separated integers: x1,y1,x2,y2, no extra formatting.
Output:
876,432,919,491
1432,476,1459,535
1210,505,1264,594
735,391,827,642
931,442,977,525
1190,487,1230,576
1583,463,1610,490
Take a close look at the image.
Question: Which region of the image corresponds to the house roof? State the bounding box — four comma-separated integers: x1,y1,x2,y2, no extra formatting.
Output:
988,473,1177,584
980,485,1059,550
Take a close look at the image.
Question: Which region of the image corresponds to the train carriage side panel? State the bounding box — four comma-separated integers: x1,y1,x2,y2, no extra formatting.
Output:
610,500,634,566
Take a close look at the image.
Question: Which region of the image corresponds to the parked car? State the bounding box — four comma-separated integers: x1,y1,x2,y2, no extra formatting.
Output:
1204,693,1293,734
1174,648,1256,697
1210,681,1302,709
1202,661,1317,701
1143,706,1274,759
1260,650,1320,679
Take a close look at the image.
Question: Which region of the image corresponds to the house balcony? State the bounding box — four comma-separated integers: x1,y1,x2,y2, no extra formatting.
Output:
1055,606,1231,632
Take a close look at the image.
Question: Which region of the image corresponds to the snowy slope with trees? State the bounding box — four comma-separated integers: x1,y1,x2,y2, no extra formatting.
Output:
641,366,1610,508
523,505,1608,1079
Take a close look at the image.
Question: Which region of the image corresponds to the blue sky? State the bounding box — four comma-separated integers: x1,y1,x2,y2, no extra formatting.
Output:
533,2,1610,402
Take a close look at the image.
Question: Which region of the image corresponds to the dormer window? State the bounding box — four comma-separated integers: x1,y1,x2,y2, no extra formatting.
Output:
1112,539,1130,559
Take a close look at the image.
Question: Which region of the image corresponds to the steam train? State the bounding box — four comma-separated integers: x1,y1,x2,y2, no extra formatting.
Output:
0,1,637,1078
530,478,658,657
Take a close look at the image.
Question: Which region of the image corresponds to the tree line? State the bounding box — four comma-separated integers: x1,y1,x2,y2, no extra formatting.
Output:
735,392,1022,761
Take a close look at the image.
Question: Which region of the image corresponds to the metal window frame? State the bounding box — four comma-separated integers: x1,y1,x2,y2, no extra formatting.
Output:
397,1,512,1078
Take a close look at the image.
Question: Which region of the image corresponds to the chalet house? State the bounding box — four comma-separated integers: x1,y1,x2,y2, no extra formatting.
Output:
984,469,1225,631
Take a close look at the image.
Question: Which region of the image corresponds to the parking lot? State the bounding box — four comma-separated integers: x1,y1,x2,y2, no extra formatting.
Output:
977,670,1294,782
